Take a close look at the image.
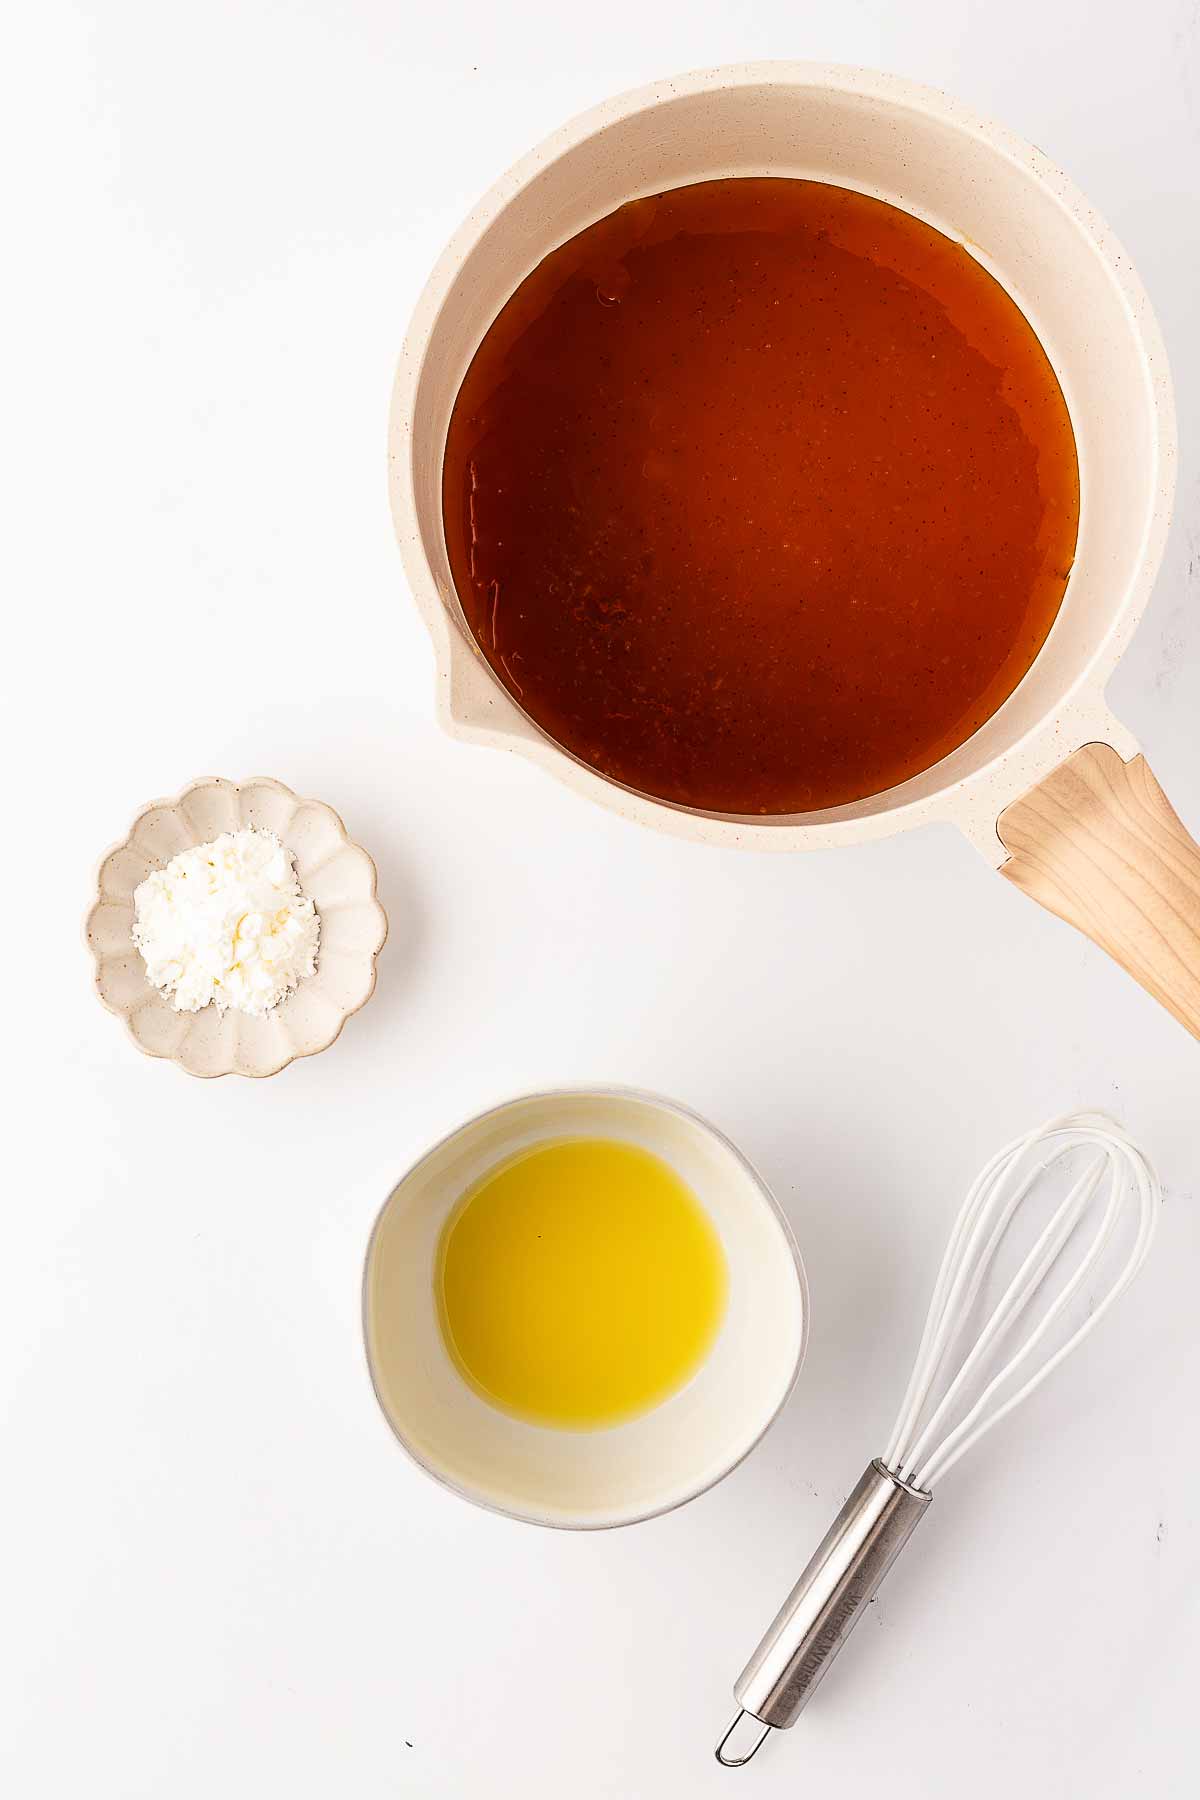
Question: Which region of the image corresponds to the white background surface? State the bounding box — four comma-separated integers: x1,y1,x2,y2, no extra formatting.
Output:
4,3,1199,1795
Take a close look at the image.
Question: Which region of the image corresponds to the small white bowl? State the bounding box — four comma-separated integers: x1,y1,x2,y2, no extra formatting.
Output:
363,1089,808,1529
86,777,388,1079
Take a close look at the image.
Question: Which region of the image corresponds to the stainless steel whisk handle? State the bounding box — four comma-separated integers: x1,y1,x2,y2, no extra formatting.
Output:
716,1120,1159,1768
716,1461,931,1767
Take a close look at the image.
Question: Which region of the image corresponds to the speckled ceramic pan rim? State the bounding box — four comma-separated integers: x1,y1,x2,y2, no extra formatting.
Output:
86,777,388,1078
389,61,1177,863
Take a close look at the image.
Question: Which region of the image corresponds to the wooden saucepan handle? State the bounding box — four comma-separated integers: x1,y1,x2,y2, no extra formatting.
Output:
997,743,1200,1040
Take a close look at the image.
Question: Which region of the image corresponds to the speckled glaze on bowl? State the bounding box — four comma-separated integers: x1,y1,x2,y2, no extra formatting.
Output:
86,778,388,1078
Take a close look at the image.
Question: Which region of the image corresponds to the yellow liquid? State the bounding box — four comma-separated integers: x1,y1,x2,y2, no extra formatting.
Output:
436,1138,728,1430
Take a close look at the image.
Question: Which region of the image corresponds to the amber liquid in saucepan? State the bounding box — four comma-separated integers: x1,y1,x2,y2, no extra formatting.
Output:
442,179,1080,814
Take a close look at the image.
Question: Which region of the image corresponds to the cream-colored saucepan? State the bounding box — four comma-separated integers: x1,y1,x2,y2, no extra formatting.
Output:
390,64,1200,1038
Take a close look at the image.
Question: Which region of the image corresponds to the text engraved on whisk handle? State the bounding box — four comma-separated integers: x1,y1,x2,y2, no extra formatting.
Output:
734,1460,931,1731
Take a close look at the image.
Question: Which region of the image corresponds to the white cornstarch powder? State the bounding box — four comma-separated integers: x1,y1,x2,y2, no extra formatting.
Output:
132,827,320,1016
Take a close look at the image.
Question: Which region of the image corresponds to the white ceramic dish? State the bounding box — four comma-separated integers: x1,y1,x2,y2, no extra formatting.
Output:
363,1089,808,1529
391,64,1200,1041
86,777,388,1079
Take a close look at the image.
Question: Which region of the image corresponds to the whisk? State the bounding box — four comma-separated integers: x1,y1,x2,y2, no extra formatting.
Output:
715,1112,1160,1768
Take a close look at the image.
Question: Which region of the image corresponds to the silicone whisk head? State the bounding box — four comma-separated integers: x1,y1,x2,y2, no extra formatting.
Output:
881,1112,1159,1493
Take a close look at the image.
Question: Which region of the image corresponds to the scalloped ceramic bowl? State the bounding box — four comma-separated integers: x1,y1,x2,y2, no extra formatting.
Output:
86,778,388,1078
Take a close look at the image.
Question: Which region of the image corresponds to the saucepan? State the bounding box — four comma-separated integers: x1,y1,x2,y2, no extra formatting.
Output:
389,63,1200,1038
